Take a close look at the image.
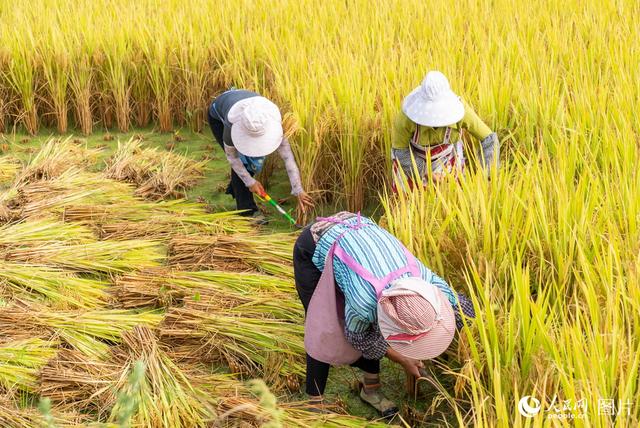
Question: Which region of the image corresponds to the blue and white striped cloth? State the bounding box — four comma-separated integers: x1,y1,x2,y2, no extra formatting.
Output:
311,216,457,333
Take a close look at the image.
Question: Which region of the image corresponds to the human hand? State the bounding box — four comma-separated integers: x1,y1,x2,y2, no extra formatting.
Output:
296,191,315,213
248,181,266,196
399,357,424,378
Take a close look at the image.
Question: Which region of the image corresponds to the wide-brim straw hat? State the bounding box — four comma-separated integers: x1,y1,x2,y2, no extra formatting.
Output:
377,276,456,360
401,71,465,127
228,97,283,157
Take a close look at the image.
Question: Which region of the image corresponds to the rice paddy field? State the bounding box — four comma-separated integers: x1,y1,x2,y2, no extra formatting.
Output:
1,0,639,427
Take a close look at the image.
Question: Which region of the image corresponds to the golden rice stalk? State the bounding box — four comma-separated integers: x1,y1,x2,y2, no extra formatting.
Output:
198,374,392,428
0,305,163,360
104,138,206,200
16,137,102,183
38,348,120,410
0,393,88,428
2,239,165,273
0,218,95,246
168,233,295,277
160,307,304,390
0,156,21,186
115,269,302,321
63,201,254,239
0,338,58,393
1,168,136,221
0,261,109,309
106,326,213,428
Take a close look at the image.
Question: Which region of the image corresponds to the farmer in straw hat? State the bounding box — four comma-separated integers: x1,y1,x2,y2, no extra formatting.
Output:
294,211,475,417
208,89,314,222
392,70,500,189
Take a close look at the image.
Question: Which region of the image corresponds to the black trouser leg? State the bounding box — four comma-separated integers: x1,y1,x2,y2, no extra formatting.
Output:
294,227,380,396
207,108,258,215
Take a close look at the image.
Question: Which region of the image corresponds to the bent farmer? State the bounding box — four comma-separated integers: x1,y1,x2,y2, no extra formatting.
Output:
293,211,475,417
392,70,500,189
207,89,314,221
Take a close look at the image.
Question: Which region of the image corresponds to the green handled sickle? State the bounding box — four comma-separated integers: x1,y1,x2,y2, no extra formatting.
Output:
258,190,302,228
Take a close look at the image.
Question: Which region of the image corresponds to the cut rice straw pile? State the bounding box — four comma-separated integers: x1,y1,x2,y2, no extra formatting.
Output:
104,137,206,199
169,232,295,277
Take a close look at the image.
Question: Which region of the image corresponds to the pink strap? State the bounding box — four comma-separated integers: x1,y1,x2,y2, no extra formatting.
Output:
318,213,421,298
333,242,420,298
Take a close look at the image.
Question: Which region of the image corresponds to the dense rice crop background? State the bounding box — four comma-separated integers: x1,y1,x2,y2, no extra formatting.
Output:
1,0,639,426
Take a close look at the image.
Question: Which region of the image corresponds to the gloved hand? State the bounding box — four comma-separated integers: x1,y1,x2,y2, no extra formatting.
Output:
479,132,500,176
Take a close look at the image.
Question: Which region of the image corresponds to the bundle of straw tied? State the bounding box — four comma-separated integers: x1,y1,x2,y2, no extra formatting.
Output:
0,137,389,427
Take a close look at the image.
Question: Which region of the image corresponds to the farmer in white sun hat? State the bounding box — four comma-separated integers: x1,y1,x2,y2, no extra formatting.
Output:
293,211,475,417
208,89,314,222
392,70,500,189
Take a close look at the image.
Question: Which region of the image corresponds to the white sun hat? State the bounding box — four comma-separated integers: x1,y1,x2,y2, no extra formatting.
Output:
227,96,283,157
401,71,465,127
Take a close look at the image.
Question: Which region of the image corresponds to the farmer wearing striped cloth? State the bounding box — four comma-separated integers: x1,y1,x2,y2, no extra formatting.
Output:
391,70,499,190
294,212,475,417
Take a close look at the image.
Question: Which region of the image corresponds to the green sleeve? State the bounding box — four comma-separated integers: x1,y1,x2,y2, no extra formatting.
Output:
460,100,492,141
391,110,415,149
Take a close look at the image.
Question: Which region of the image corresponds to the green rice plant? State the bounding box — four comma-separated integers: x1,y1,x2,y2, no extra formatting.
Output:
0,338,58,392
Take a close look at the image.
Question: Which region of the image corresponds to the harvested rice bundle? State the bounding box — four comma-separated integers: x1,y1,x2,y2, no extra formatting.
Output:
2,239,166,273
0,156,21,186
1,168,136,221
39,348,120,410
0,261,109,309
197,375,392,428
160,308,304,390
64,202,253,240
16,137,102,183
0,394,88,428
0,338,58,392
0,218,95,246
216,397,394,428
104,138,206,200
0,306,163,360
106,326,213,428
115,269,302,321
168,233,295,277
